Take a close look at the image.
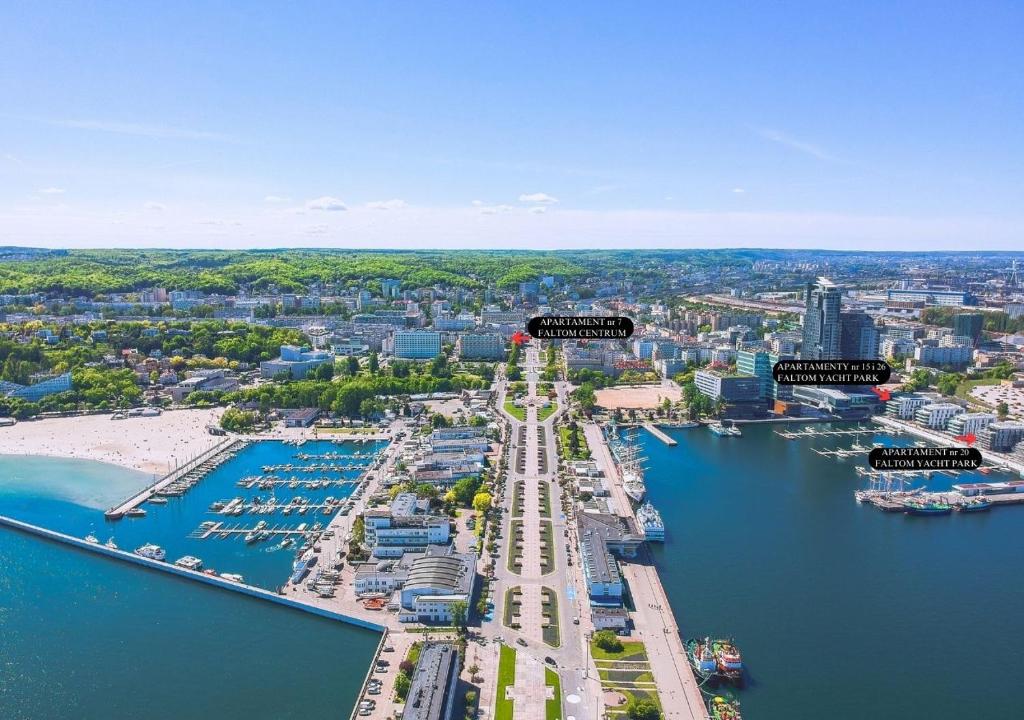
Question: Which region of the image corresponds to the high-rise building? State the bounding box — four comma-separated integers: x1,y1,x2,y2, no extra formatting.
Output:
802,278,842,360
952,313,984,344
392,331,442,359
839,311,880,359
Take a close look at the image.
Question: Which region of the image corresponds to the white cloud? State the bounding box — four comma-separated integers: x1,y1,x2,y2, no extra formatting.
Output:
528,206,547,214
42,117,235,142
519,192,559,204
756,128,837,162
39,187,66,195
306,196,348,211
479,204,513,215
732,188,746,194
471,200,484,207
263,195,291,203
143,201,166,212
366,199,407,210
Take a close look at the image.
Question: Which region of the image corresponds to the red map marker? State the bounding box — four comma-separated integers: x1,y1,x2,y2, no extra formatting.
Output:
955,433,977,446
870,386,891,402
511,330,530,346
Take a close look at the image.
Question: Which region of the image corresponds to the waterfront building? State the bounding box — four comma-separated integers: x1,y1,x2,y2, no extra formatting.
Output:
914,402,965,429
577,512,643,607
791,386,880,418
839,311,880,360
401,643,460,720
363,493,451,558
455,332,505,359
0,371,72,401
736,349,794,402
947,413,996,437
802,277,843,360
885,393,936,419
979,421,1024,452
693,369,761,403
392,331,442,359
397,550,476,623
259,345,332,379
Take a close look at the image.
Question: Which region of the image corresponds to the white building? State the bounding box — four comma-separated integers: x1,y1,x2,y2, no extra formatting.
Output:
914,402,965,429
392,331,442,359
947,413,996,437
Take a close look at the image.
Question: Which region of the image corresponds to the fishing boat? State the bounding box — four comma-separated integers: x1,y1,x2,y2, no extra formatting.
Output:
686,637,719,684
134,543,166,561
84,533,99,544
902,499,953,516
957,497,993,513
636,502,665,541
708,696,742,720
712,638,745,686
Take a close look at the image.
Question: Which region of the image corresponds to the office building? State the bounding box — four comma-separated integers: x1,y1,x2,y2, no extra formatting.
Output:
953,313,985,344
839,311,879,359
802,278,843,360
693,370,761,403
392,331,442,359
401,643,461,720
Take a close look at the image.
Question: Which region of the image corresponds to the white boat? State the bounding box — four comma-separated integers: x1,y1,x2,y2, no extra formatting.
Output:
613,431,648,503
636,502,665,541
104,538,118,550
85,533,99,544
709,422,742,437
174,555,204,571
134,543,166,561
220,573,244,583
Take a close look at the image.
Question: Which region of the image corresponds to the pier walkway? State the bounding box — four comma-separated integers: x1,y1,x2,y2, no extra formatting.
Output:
0,513,386,632
643,423,678,446
105,437,243,519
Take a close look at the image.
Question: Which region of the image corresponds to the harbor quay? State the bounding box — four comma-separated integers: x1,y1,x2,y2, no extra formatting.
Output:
0,513,388,632
872,415,1024,477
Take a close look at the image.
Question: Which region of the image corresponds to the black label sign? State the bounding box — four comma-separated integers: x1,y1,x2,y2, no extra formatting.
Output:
772,359,891,385
868,446,982,470
527,316,634,340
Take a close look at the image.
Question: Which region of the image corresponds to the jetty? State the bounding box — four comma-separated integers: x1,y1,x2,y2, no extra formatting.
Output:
105,438,246,520
643,423,678,446
775,426,895,440
0,513,385,632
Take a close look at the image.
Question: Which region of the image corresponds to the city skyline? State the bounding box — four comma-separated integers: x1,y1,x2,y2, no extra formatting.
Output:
2,3,1022,249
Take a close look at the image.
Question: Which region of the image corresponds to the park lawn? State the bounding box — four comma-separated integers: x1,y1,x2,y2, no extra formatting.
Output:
504,399,527,421
590,638,648,662
537,402,558,421
495,644,517,720
558,425,591,460
545,667,562,720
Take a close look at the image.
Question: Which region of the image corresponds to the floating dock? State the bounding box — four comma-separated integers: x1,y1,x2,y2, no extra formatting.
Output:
642,423,677,446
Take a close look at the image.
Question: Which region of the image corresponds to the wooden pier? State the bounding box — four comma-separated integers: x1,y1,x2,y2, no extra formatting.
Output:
105,438,244,520
642,423,678,446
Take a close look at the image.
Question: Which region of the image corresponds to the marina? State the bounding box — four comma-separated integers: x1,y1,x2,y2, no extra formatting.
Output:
640,422,1024,720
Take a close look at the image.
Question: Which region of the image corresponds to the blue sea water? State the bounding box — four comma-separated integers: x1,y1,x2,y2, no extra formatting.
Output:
640,423,1024,720
0,445,382,720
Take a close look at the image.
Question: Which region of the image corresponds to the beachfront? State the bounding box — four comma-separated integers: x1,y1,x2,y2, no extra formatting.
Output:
0,409,224,475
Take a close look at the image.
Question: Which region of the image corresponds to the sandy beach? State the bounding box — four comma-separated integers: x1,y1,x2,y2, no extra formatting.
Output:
595,382,682,410
0,409,224,476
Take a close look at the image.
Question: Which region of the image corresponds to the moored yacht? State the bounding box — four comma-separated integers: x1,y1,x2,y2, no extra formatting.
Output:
174,555,204,571
134,543,166,561
636,502,665,541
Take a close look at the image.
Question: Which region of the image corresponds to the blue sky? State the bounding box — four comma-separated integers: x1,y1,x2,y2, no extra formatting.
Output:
1,2,1021,249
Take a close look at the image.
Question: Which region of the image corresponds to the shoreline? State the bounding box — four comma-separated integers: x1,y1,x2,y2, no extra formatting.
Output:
0,408,224,475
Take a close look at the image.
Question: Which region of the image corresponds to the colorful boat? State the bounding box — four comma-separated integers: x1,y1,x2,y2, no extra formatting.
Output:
956,498,992,513
712,638,745,686
902,500,953,516
708,696,742,720
686,637,719,684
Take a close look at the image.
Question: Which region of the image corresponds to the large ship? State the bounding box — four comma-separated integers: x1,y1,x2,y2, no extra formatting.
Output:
902,499,953,516
686,637,719,684
611,431,648,503
636,502,665,541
